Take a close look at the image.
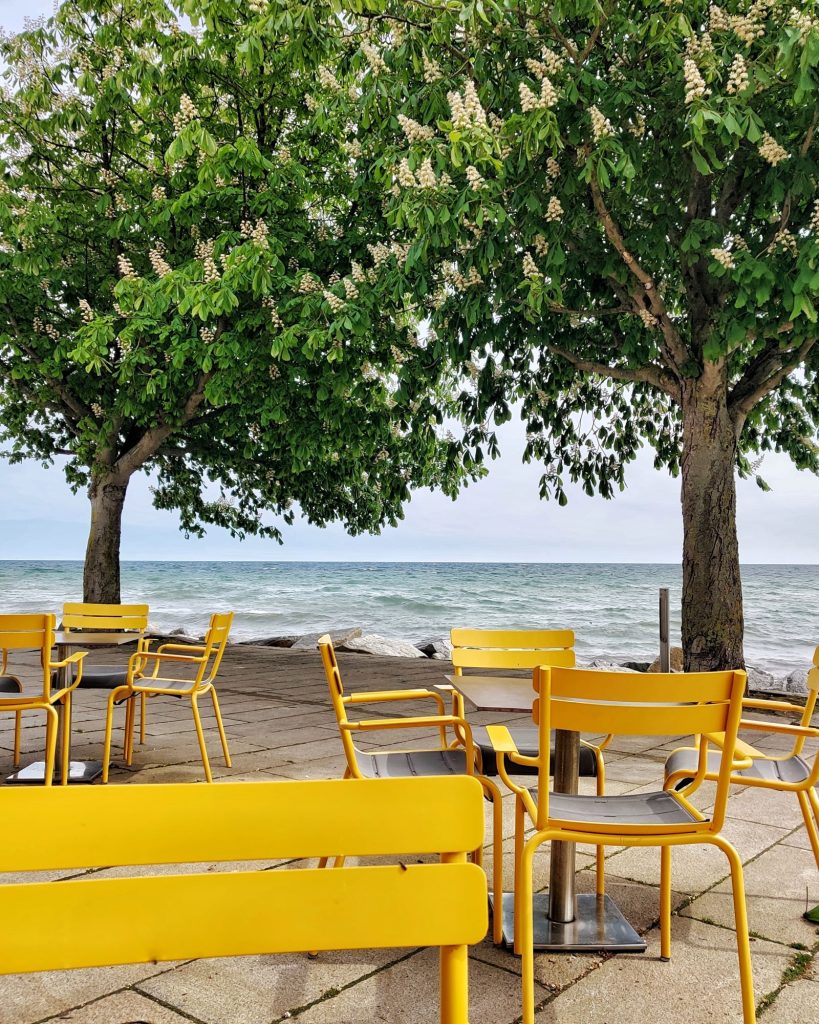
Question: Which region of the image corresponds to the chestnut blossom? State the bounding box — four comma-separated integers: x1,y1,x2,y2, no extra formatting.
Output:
117,254,137,279
78,298,94,323
465,165,484,190
422,52,442,83
149,248,172,277
726,54,749,94
589,105,613,141
710,247,735,269
397,114,434,143
545,196,563,222
683,58,710,104
522,252,541,279
758,133,788,166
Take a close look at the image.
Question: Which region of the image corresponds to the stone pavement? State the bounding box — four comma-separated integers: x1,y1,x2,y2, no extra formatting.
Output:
0,644,817,1024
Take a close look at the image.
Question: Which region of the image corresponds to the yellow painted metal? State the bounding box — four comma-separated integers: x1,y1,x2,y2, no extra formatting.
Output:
0,613,86,784
101,612,234,783
490,663,755,1024
450,628,575,650
318,634,506,945
665,645,819,869
0,777,487,1024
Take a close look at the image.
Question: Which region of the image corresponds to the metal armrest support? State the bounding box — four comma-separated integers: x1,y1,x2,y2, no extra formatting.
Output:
49,651,87,696
739,719,819,738
703,732,758,771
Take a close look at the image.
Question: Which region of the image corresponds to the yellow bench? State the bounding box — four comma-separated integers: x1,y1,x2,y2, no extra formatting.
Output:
0,776,488,1024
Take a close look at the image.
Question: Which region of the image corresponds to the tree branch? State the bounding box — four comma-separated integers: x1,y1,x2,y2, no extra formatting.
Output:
729,333,817,425
544,342,681,400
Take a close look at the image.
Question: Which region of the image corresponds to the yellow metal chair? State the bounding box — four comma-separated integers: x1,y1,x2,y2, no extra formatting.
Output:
102,612,233,783
319,633,506,944
490,664,754,1024
61,602,151,754
449,628,610,893
0,776,487,1024
666,646,819,867
0,614,86,785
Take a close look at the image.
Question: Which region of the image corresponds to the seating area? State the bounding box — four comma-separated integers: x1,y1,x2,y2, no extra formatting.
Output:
1,639,817,1024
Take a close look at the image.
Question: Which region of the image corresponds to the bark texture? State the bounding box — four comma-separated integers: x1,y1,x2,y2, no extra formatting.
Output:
680,366,745,671
83,477,128,604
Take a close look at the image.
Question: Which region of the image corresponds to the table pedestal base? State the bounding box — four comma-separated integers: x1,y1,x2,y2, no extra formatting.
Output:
492,891,646,953
5,760,103,785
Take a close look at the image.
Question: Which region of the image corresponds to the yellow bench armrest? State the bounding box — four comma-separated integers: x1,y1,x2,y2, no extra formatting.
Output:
738,719,819,739
485,724,518,755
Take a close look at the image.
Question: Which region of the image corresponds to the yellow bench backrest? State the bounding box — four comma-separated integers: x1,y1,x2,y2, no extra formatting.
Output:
0,776,487,1017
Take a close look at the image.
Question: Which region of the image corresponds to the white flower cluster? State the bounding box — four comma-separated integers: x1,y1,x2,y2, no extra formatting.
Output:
522,252,541,279
368,242,391,268
99,167,117,188
174,93,198,133
344,277,359,300
397,114,435,143
351,261,367,283
769,228,798,257
151,184,166,202
78,298,94,323
638,308,657,329
546,157,560,182
589,105,613,141
361,41,387,76
443,262,482,292
201,326,216,344
629,113,647,138
250,218,269,248
149,247,172,277
416,157,438,189
398,157,417,187
758,132,788,165
545,196,563,222
268,363,280,380
789,7,819,42
117,254,136,279
709,4,730,31
684,57,710,104
318,66,340,92
195,239,220,283
263,296,283,328
465,165,485,190
711,246,735,269
533,233,549,257
726,54,749,94
324,289,346,314
298,272,322,294
91,403,103,418
519,77,557,112
448,82,488,130
809,199,819,235
422,52,442,83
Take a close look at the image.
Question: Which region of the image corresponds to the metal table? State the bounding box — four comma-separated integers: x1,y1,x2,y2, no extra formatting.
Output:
446,673,645,954
6,631,142,785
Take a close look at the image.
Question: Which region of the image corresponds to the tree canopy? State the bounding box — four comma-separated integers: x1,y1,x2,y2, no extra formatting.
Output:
0,0,475,598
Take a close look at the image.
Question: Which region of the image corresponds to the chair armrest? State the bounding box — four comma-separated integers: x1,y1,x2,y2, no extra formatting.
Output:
50,651,87,694
742,698,807,715
129,650,204,667
485,724,518,755
702,732,758,770
343,714,471,733
156,643,208,655
738,719,819,738
344,689,446,714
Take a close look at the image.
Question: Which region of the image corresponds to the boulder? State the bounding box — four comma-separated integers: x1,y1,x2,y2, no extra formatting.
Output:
620,661,651,672
239,635,299,648
745,666,779,692
291,627,363,651
341,634,426,658
647,646,684,673
583,658,641,673
784,668,810,696
415,637,453,660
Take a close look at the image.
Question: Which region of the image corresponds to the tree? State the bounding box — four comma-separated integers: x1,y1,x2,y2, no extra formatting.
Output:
344,0,819,670
0,0,473,602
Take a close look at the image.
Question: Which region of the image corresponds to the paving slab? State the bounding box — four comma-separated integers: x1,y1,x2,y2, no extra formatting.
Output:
760,975,819,1023
50,988,197,1023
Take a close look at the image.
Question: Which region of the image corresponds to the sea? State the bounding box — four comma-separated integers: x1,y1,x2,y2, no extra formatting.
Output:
0,560,816,677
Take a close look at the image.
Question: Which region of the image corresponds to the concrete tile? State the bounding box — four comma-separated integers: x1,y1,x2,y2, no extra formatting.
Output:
292,946,538,1023
682,843,819,945
138,949,413,1024
52,989,195,1023
761,976,819,1023
533,919,793,1023
722,785,805,830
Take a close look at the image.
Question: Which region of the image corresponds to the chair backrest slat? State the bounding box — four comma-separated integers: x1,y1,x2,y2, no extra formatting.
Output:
62,603,149,633
452,648,575,670
0,778,488,986
0,613,55,697
0,777,483,870
451,628,574,649
450,628,575,675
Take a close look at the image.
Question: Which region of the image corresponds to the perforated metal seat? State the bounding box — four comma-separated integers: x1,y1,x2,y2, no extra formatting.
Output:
472,725,598,777
535,789,703,829
665,746,812,787
0,676,22,693
357,748,470,779
54,664,129,689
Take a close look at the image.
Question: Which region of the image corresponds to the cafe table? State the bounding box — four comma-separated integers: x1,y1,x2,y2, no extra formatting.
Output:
446,673,646,954
6,631,142,785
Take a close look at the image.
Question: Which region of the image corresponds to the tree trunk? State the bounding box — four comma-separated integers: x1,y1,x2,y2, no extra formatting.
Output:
83,476,128,604
680,366,745,672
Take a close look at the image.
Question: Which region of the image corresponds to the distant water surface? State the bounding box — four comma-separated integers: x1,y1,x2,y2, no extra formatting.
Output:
0,560,816,675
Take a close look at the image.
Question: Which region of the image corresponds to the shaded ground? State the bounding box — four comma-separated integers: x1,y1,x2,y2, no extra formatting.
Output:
1,644,817,1023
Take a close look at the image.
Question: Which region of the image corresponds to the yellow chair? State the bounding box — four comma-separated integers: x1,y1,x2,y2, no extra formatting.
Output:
490,664,754,1024
666,646,819,867
0,614,86,785
449,628,610,892
319,633,506,944
102,612,233,783
61,602,151,753
0,776,487,1024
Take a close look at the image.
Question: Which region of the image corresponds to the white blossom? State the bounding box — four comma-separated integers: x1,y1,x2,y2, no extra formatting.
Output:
397,157,417,188
726,54,749,94
416,157,438,189
758,132,788,166
117,254,137,279
710,247,735,269
465,165,485,190
545,196,563,222
361,41,387,76
398,114,435,143
149,248,172,277
78,298,94,323
589,105,613,141
683,58,710,104
522,252,541,279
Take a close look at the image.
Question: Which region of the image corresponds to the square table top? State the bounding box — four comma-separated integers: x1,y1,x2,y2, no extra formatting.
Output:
445,674,534,715
53,631,144,648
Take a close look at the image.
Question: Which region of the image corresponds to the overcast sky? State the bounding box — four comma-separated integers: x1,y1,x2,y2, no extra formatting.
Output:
2,0,817,564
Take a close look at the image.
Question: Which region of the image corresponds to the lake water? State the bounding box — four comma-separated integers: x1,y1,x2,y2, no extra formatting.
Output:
0,560,816,675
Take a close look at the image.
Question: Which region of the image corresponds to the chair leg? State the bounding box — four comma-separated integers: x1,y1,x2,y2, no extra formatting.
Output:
210,687,232,767
480,776,505,946
13,710,21,767
660,845,672,960
595,749,606,896
519,832,548,1024
59,692,72,786
514,795,525,954
710,835,756,1024
139,692,147,745
102,688,124,784
123,697,136,765
798,789,819,869
43,705,58,787
439,942,469,1024
191,693,213,783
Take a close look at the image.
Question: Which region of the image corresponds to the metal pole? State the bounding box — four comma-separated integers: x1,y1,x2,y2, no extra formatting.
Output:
659,587,670,672
548,730,579,923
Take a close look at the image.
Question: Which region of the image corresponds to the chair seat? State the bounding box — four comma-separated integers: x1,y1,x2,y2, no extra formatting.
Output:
51,665,129,689
133,678,196,694
472,725,599,777
530,789,702,829
0,676,22,694
356,748,470,779
665,746,812,787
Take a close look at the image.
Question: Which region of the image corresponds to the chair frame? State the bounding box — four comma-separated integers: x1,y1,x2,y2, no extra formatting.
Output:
102,612,233,783
448,628,611,894
490,664,755,1024
0,613,86,785
666,647,819,867
0,777,487,1024
319,634,506,945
